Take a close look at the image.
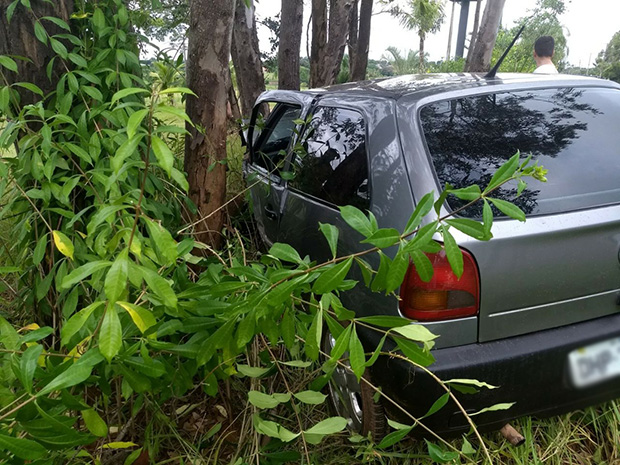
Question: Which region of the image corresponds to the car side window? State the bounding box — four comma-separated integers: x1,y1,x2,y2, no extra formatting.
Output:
252,104,301,174
289,106,370,210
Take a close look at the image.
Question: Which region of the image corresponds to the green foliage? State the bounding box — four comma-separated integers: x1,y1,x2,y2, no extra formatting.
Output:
594,30,620,83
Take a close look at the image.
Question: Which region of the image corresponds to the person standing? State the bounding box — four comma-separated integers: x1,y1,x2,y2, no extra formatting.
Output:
533,36,558,74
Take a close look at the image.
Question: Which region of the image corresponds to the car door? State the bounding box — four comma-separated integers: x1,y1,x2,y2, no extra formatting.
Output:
245,92,315,246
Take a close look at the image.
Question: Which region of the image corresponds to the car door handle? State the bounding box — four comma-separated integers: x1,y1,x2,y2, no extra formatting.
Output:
264,205,278,221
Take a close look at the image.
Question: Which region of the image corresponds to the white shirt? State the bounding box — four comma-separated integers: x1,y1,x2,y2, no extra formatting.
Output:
533,63,558,74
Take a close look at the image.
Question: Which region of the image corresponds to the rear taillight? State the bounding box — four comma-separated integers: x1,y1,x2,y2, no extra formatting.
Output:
399,249,479,321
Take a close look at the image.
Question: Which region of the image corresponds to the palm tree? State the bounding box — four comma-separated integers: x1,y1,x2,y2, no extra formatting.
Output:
395,0,445,73
382,46,422,75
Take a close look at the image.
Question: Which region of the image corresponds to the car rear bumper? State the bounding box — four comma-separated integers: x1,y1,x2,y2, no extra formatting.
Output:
363,312,620,436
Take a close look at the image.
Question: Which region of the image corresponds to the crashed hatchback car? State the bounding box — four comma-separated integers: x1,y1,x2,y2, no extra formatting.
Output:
244,72,620,436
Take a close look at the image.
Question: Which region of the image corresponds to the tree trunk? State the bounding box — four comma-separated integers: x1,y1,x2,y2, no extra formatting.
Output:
465,0,483,68
310,0,327,88
185,0,235,248
349,0,372,81
0,0,73,106
278,0,303,90
465,0,506,72
445,0,455,60
419,35,425,73
348,0,359,77
231,0,265,118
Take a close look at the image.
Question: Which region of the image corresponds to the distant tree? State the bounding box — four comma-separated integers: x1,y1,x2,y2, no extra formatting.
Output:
310,0,355,87
465,0,506,72
382,46,422,75
231,0,266,117
129,0,189,43
185,0,235,248
464,0,482,65
348,0,373,81
595,31,620,83
393,0,444,73
278,0,304,89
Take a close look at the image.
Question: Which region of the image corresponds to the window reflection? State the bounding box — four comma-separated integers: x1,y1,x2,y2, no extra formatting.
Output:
421,87,620,217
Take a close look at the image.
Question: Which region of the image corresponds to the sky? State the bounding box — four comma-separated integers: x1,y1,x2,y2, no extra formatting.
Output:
255,0,620,68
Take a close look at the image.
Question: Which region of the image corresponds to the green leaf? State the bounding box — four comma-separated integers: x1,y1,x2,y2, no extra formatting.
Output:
444,378,498,390
0,433,46,460
102,442,138,449
248,391,290,409
144,219,178,266
355,316,410,328
171,167,189,191
470,402,516,416
425,440,460,463
81,85,103,101
377,426,413,449
361,228,400,249
268,243,302,264
0,55,18,73
371,251,391,292
112,135,142,173
127,109,149,139
304,307,322,361
489,197,526,222
403,192,434,236
39,349,104,395
423,393,449,418
151,135,174,177
319,223,339,258
61,302,104,346
395,339,435,367
53,230,74,259
34,21,48,44
441,226,463,278
281,308,295,349
485,152,520,192
19,344,43,393
392,324,437,343
253,415,299,442
328,324,351,361
293,390,327,405
105,249,128,304
99,305,122,362
117,302,156,334
404,221,437,252
49,37,67,58
348,327,365,381
385,247,409,293
6,1,18,23
409,249,433,282
41,16,71,31
304,416,348,436
445,218,491,241
61,261,112,289
340,205,373,237
154,104,193,126
158,86,196,96
140,267,178,309
33,233,47,265
449,184,481,201
312,258,353,294
365,333,387,367
111,87,150,105
237,364,272,378
13,82,44,96
82,409,108,437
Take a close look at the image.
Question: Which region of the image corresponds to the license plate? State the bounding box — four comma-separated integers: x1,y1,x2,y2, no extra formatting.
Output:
569,337,620,388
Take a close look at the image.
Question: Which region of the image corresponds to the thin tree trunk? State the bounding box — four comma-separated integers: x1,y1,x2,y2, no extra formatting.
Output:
185,0,235,248
231,0,265,117
310,0,327,88
465,0,483,68
348,0,359,78
465,0,506,72
279,0,304,90
446,0,455,61
419,35,425,73
0,0,73,106
350,0,372,81
323,0,354,85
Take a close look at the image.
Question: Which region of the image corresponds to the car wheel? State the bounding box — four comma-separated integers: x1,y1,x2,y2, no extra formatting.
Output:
322,331,387,440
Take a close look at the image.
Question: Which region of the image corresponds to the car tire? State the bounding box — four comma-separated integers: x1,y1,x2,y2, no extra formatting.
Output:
321,330,387,440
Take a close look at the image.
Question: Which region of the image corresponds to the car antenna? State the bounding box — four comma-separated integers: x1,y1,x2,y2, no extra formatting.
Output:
485,24,526,79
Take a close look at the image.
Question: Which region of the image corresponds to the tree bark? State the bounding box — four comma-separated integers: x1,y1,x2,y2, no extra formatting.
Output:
465,0,506,72
465,0,483,68
0,0,73,106
278,0,303,90
348,0,359,78
419,34,425,73
185,0,235,248
445,0,455,60
349,0,372,81
231,0,265,118
310,0,328,88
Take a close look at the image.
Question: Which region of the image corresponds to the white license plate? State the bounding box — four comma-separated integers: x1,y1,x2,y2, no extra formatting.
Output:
569,337,620,388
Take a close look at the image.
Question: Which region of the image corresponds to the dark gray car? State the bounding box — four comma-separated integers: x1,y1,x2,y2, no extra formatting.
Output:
245,73,620,435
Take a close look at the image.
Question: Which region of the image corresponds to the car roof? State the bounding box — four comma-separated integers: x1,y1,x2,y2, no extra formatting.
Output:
305,73,620,102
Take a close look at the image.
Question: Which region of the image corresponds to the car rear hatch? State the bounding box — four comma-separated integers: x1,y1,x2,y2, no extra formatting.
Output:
414,83,620,342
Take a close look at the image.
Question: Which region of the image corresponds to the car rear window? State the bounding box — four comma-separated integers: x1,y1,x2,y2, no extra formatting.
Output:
420,87,620,218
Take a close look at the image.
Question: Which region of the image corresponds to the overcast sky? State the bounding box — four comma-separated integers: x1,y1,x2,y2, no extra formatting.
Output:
255,0,620,68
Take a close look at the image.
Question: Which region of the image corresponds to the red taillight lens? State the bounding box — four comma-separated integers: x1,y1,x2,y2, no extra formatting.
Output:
399,249,479,321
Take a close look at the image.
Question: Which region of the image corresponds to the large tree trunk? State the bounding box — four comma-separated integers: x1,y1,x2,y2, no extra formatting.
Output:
465,0,506,72
278,0,304,90
231,0,265,117
349,0,372,81
310,0,354,87
0,0,73,106
465,0,483,69
185,0,235,248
